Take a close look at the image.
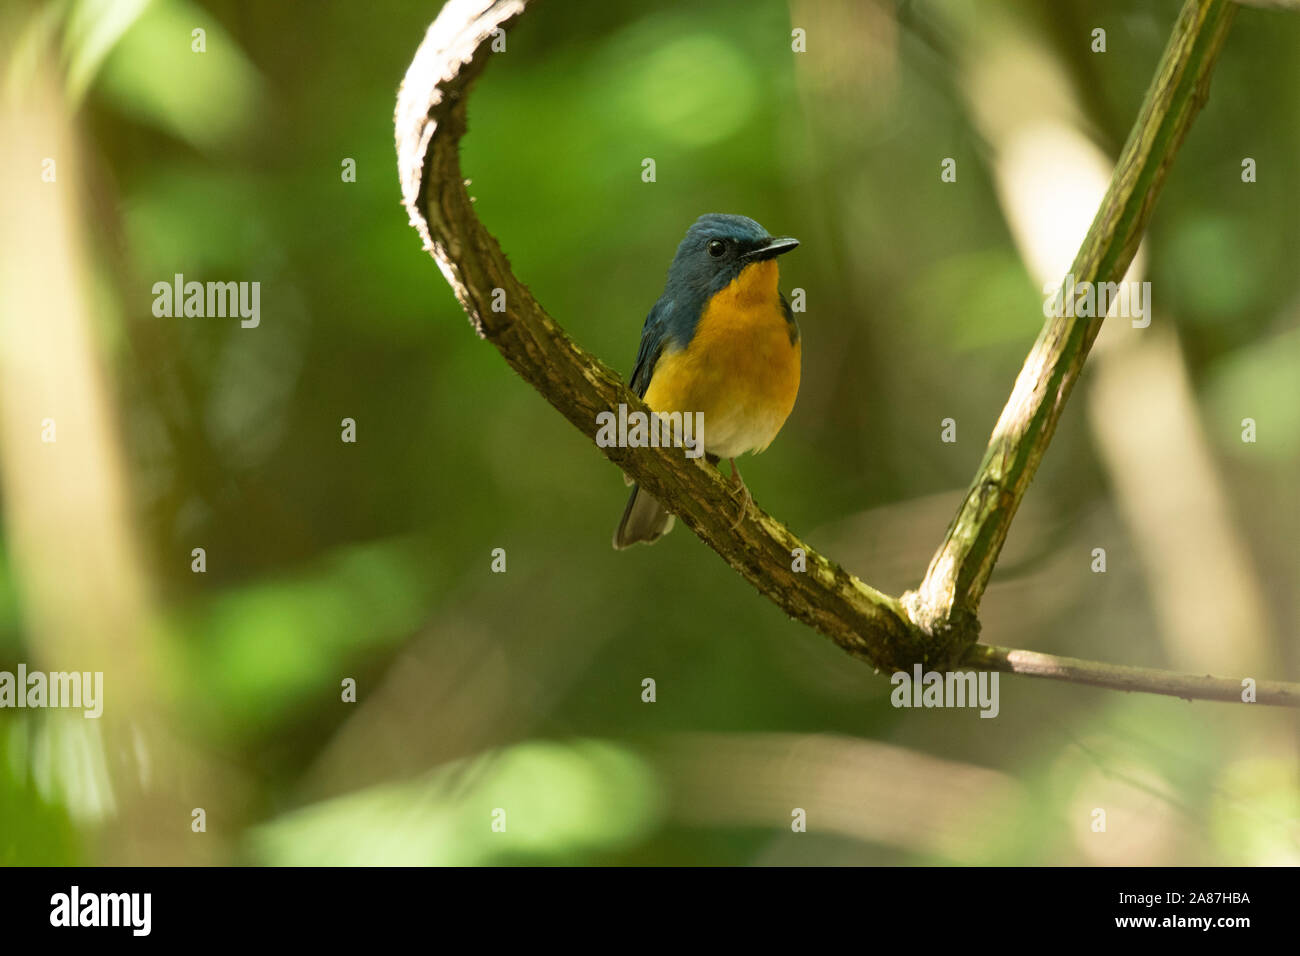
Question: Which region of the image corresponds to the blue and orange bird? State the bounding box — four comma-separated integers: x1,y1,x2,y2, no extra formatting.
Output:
614,213,801,548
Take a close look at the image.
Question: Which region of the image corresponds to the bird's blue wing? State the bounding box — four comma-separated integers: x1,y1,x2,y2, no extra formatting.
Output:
629,296,675,397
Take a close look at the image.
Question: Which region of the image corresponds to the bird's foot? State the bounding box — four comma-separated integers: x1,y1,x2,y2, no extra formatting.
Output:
727,459,751,530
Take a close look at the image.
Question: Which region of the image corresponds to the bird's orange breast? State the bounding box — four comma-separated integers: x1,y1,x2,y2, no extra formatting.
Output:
643,260,800,460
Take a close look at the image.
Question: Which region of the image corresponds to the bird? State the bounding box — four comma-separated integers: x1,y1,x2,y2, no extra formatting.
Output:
613,213,801,549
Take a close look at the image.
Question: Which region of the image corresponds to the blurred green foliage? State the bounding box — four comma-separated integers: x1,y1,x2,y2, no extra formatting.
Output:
1,0,1297,865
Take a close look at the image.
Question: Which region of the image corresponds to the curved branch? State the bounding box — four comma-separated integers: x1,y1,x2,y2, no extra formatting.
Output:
394,0,1300,707
395,0,925,670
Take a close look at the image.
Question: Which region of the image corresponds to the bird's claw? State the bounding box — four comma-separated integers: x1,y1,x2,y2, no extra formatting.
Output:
728,472,752,530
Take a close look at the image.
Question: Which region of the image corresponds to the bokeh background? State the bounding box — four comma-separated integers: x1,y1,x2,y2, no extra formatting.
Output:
1,0,1297,865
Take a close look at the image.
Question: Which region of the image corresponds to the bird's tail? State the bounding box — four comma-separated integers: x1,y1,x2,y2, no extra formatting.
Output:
613,483,675,549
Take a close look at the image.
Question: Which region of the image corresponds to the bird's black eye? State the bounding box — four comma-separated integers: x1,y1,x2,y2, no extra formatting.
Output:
707,239,726,258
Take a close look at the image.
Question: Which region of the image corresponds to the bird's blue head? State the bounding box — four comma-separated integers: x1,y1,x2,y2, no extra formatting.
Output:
664,213,799,303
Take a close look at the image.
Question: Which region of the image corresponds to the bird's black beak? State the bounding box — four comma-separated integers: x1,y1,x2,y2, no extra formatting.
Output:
742,236,800,262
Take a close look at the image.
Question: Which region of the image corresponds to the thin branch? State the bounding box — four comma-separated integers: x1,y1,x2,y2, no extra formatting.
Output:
394,0,1300,706
964,645,1297,707
906,0,1238,630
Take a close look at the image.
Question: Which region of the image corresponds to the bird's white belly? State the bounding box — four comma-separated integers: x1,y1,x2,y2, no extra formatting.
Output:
702,400,788,459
